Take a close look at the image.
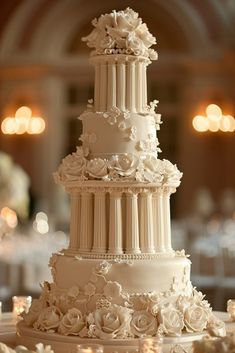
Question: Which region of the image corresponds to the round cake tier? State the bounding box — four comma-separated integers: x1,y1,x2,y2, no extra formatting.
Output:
50,253,192,296
81,111,159,159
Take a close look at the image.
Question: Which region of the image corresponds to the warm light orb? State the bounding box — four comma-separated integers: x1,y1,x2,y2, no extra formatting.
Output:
193,104,234,133
220,116,231,132
192,115,208,132
1,117,16,134
0,207,18,228
33,211,49,234
36,219,49,234
15,106,32,125
27,117,45,134
206,104,222,121
208,119,219,132
36,212,48,222
226,115,235,132
15,120,27,134
1,106,45,135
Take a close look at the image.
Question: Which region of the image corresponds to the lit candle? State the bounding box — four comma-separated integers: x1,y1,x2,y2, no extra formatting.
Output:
12,296,32,317
139,336,163,353
227,299,235,321
77,344,103,353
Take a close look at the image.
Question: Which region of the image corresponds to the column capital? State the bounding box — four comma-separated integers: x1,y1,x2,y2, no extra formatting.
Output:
162,186,176,195
81,191,93,199
109,190,123,198
125,191,138,198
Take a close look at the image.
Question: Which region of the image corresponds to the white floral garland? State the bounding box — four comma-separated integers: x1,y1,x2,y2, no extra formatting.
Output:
54,146,182,187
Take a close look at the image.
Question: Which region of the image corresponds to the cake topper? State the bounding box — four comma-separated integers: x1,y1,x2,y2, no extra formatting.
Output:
82,8,158,60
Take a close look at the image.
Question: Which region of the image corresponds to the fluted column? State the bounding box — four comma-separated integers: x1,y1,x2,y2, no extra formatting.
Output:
155,191,165,252
117,62,126,110
126,61,136,112
107,61,116,110
125,192,140,254
108,192,123,254
93,191,107,253
163,188,172,252
152,192,158,251
139,192,155,253
100,62,107,111
94,62,101,111
79,192,93,252
136,61,143,113
142,63,147,110
69,192,80,250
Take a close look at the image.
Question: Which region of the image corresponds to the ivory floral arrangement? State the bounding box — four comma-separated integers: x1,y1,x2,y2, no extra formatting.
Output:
82,8,158,60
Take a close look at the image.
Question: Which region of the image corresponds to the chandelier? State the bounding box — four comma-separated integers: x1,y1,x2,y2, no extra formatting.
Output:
192,104,235,133
1,106,46,135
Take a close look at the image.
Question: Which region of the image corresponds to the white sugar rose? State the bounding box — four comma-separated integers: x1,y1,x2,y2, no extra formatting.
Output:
23,299,47,326
158,307,184,336
162,159,182,186
92,305,132,339
136,23,156,48
148,48,158,60
111,154,138,177
33,306,62,332
67,286,80,298
184,304,209,333
207,315,226,337
143,156,164,183
130,311,158,337
104,281,122,298
100,36,115,49
58,308,85,336
106,9,141,41
86,158,108,179
60,151,86,181
94,260,112,276
126,33,145,55
84,282,96,296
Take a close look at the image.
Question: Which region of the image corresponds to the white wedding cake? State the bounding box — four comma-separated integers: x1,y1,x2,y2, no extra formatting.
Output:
18,8,219,353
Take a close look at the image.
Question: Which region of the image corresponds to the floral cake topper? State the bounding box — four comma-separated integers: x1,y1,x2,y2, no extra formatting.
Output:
82,8,158,60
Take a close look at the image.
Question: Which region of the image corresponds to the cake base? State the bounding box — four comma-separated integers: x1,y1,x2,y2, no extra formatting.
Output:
17,322,205,353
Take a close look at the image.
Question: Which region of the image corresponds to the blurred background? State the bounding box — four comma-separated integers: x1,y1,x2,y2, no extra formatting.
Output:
0,0,235,312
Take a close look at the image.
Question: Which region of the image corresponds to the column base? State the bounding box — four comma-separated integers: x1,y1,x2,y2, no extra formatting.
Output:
92,247,107,253
125,248,141,254
141,248,155,254
108,249,123,255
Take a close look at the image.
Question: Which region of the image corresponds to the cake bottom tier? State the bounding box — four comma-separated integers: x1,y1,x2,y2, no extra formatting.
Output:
17,322,205,353
21,252,215,341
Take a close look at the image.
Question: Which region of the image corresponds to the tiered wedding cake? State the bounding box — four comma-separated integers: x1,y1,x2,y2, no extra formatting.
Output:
18,8,219,353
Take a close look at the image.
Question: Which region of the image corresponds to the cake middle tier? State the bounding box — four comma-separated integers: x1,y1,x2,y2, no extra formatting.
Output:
50,252,192,299
80,111,160,159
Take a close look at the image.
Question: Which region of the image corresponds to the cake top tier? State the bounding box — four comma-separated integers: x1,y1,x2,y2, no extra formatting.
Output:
82,8,158,60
